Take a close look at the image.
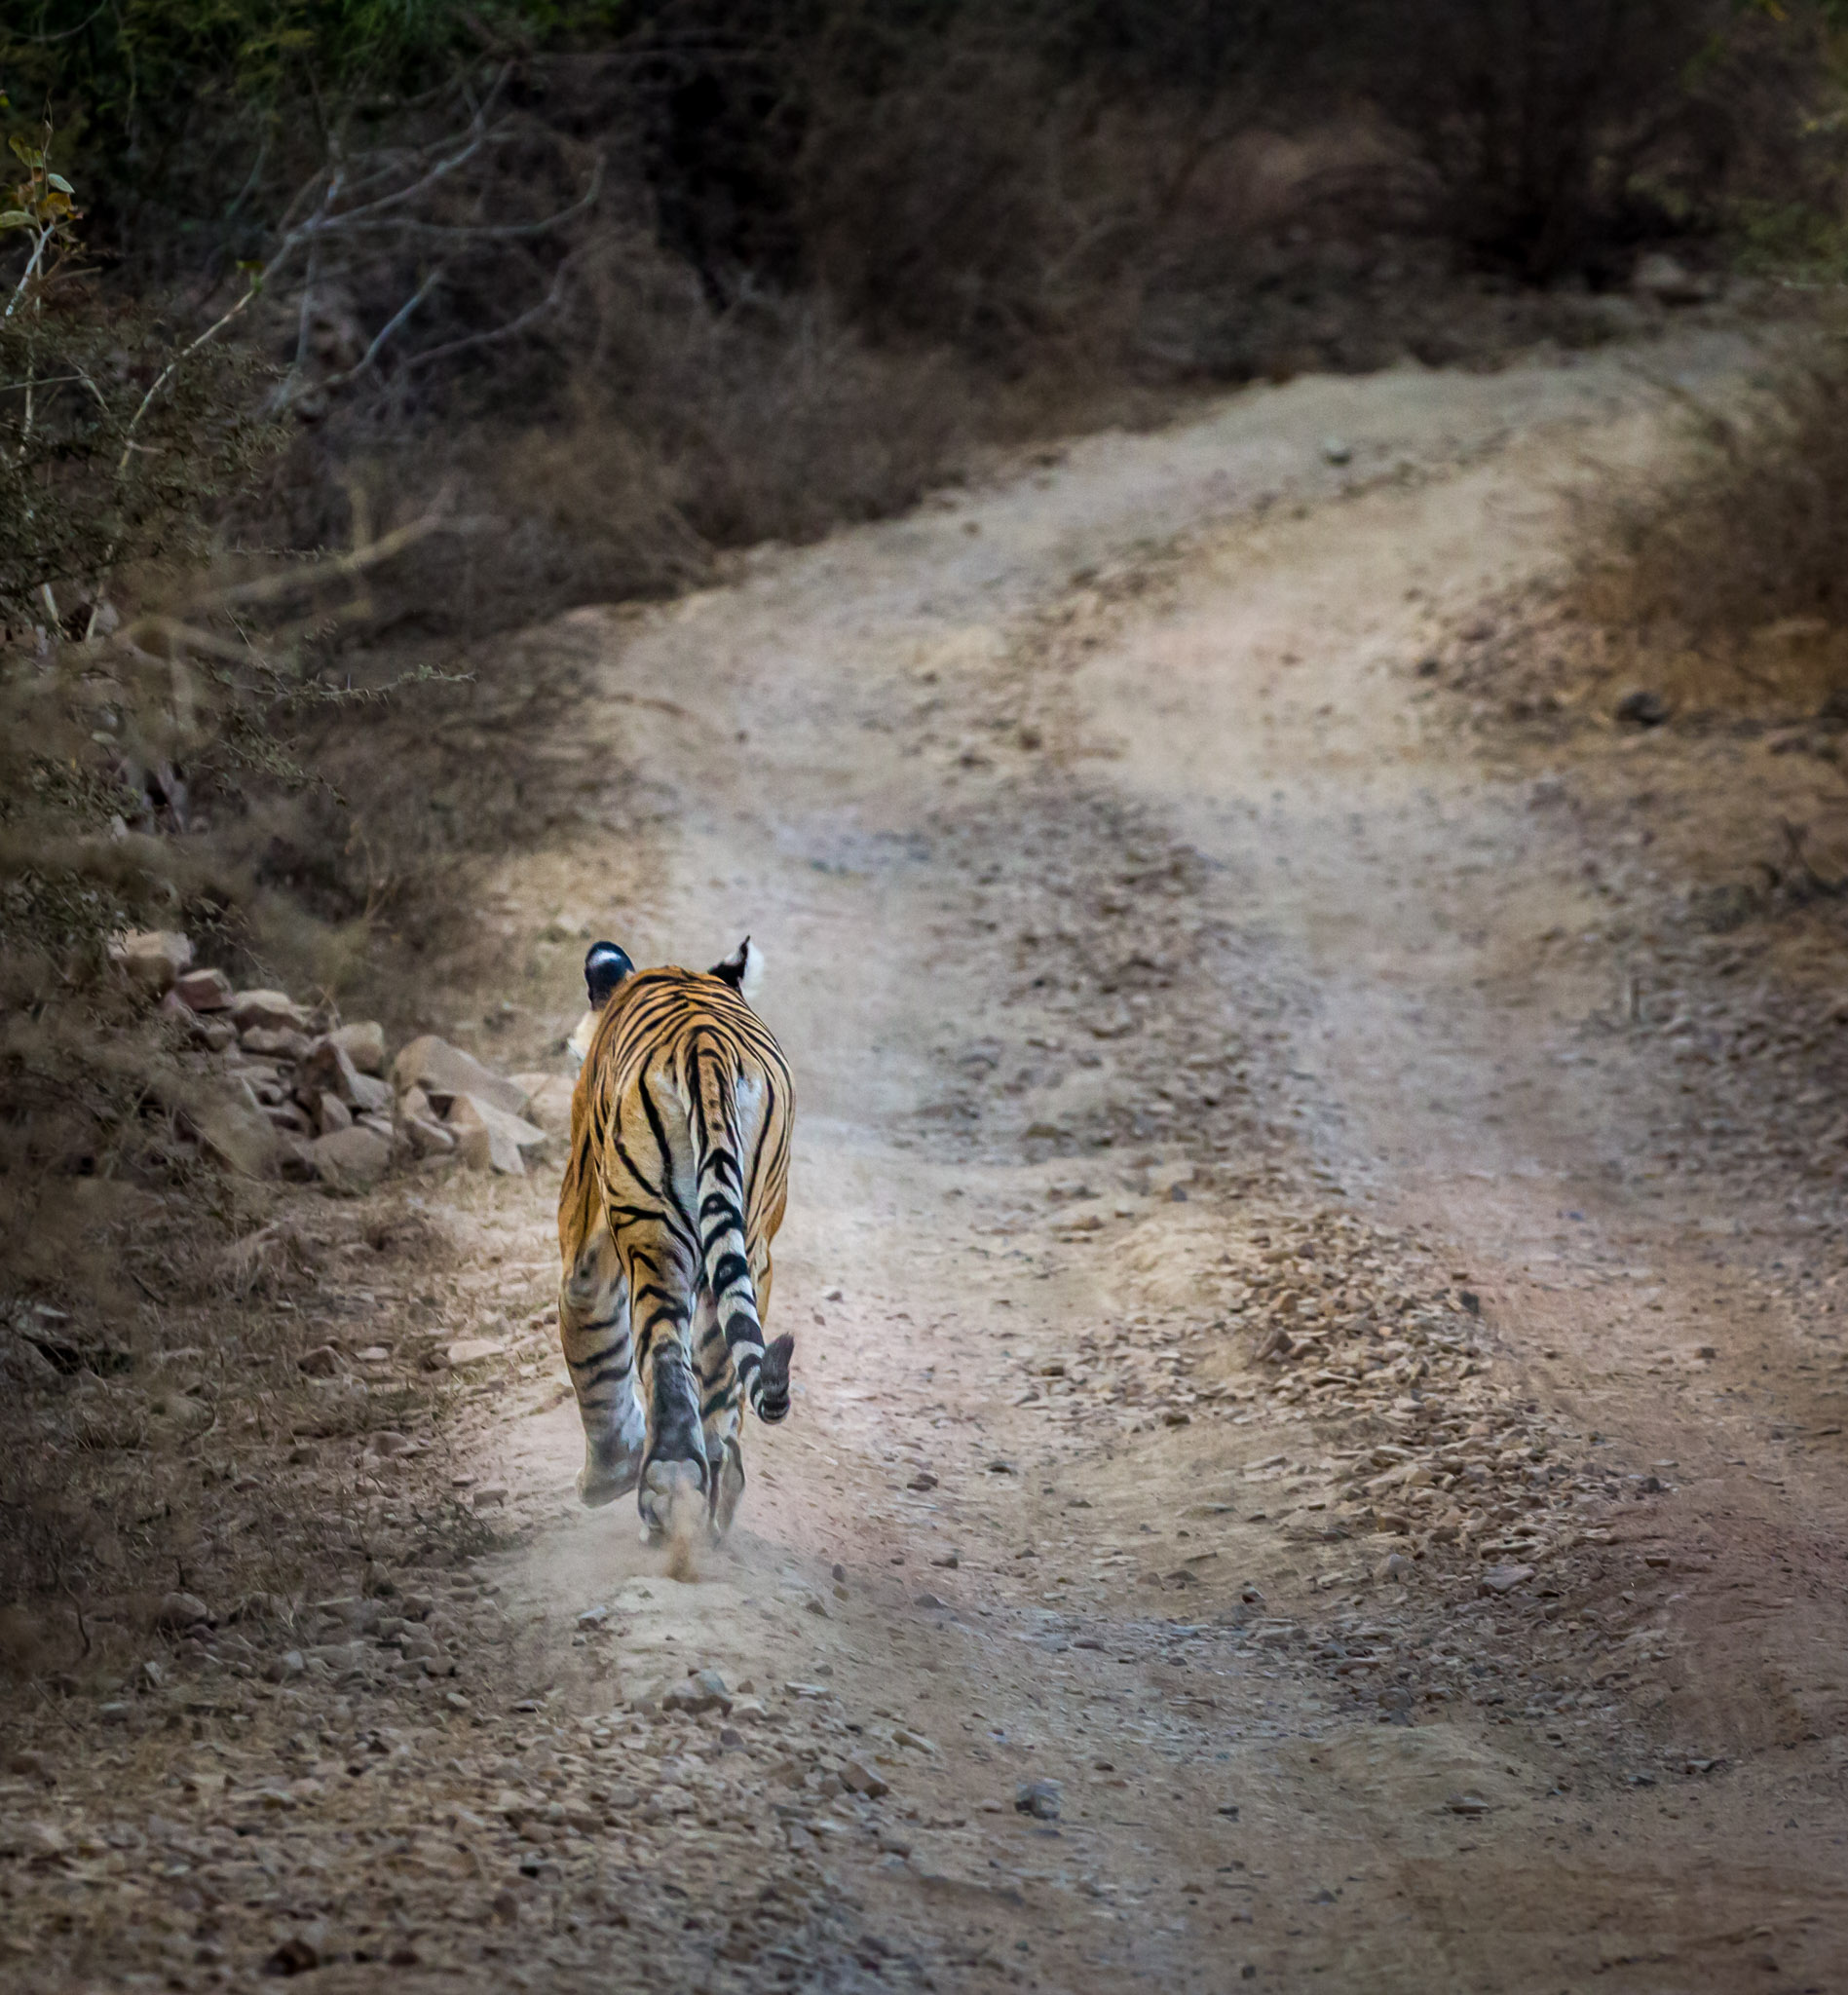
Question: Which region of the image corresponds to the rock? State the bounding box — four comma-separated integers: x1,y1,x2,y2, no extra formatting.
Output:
1445,1792,1491,1816
1382,1553,1413,1581
351,1073,393,1114
1632,251,1716,306
267,1649,305,1682
1320,436,1353,466
231,989,310,1034
929,1551,959,1568
297,1035,389,1113
841,1758,889,1798
1614,689,1669,728
913,1592,950,1611
2,1820,66,1859
243,1026,313,1061
187,1090,283,1178
264,1937,320,1976
109,929,193,996
308,1125,392,1192
173,966,234,1012
162,983,224,1041
1015,1779,1062,1820
156,1591,211,1631
512,1073,578,1135
445,1338,505,1369
317,1093,353,1135
298,1345,343,1377
729,1696,770,1722
1480,1563,1534,1596
403,1113,456,1158
299,1035,364,1104
662,1669,732,1715
443,1093,547,1175
393,1035,530,1119
330,1020,387,1074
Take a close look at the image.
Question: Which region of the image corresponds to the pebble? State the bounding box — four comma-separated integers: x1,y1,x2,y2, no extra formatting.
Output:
841,1758,889,1798
1015,1779,1062,1821
108,928,192,995
662,1670,731,1715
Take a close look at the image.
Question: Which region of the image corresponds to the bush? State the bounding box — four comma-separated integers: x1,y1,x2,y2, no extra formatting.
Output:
1576,336,1848,694
1325,0,1829,282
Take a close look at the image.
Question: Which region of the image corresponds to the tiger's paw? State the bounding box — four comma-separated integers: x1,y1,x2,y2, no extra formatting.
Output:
707,1437,745,1540
753,1333,796,1423
637,1453,708,1545
578,1429,644,1509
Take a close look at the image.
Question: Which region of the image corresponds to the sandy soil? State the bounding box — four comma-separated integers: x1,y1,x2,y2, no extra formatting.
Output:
10,322,1848,1993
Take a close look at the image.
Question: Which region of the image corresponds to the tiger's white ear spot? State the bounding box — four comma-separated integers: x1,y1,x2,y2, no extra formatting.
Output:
712,935,766,998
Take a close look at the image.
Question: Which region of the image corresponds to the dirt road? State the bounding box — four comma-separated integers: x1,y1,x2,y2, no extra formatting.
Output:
12,325,1848,1992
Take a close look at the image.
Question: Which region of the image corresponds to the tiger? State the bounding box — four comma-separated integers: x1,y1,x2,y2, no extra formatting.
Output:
556,936,795,1543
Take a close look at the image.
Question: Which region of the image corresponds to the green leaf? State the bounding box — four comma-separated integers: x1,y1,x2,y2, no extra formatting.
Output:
45,173,73,196
0,209,32,231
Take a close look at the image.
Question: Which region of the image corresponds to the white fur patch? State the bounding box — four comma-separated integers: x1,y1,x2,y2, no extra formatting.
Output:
738,938,765,1000
566,1007,597,1072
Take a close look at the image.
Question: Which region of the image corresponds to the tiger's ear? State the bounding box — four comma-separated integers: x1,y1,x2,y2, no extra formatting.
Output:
711,936,764,999
585,941,634,1009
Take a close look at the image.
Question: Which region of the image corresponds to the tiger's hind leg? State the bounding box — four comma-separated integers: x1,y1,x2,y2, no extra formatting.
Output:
693,1292,745,1538
560,1226,644,1508
622,1220,708,1544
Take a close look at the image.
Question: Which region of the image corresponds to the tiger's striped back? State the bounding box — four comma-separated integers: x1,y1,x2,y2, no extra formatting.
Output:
557,944,794,1539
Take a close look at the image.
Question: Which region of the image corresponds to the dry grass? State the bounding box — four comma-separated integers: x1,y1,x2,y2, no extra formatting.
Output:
1568,335,1848,719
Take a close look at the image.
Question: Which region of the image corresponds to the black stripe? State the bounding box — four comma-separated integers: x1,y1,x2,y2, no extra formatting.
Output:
567,1341,631,1373
576,1360,633,1390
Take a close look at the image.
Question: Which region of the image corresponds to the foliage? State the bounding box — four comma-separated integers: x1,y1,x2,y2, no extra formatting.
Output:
1581,340,1848,649
0,124,274,634
0,0,622,267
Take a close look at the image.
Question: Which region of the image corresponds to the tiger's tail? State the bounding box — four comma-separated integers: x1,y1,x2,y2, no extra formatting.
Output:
688,1034,792,1422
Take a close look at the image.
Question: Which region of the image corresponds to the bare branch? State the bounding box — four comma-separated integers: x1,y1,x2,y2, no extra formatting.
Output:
278,266,445,412
195,503,451,612
403,253,580,373
307,153,605,245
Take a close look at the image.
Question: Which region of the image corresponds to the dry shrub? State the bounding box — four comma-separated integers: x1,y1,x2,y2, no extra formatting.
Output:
1339,0,1823,283
1572,335,1848,714
326,285,975,641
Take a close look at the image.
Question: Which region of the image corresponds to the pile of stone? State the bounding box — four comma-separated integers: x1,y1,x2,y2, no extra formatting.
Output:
111,929,574,1191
